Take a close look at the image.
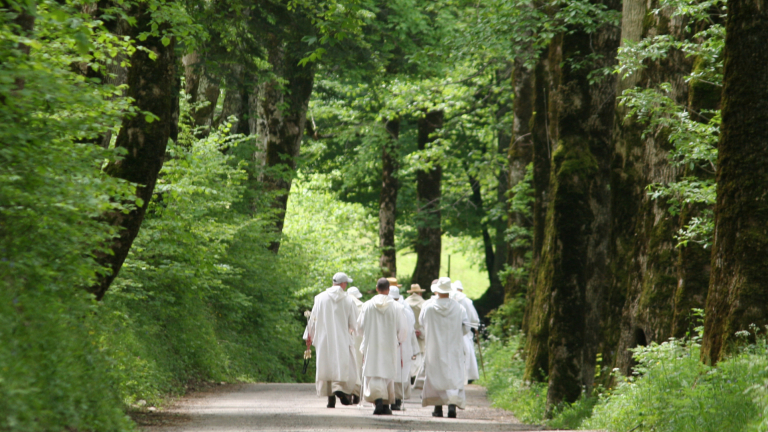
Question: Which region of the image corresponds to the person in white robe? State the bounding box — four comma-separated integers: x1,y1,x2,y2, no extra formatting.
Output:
303,272,359,408
412,280,439,390
451,280,480,382
347,286,365,404
405,284,427,382
420,277,470,419
357,278,408,415
388,286,420,410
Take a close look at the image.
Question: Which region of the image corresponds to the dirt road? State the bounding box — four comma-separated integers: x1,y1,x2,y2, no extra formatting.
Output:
140,383,552,432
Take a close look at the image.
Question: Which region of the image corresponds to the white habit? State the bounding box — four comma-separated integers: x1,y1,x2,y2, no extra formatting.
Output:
420,297,470,408
393,295,420,400
357,294,407,404
452,291,480,381
303,285,359,397
351,294,364,396
405,293,427,378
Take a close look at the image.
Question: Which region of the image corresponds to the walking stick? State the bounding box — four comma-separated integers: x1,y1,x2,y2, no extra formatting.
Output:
474,326,487,381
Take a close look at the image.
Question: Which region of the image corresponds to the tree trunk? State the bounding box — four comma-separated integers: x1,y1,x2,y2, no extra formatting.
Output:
379,119,400,277
610,0,696,376
505,58,535,300
522,0,620,409
183,53,220,137
523,51,553,384
253,36,316,253
702,0,768,364
217,68,251,137
1,0,35,98
412,110,444,292
671,59,721,338
89,2,178,300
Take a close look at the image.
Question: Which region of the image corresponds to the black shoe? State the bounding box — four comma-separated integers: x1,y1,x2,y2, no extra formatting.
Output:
432,405,443,417
373,398,385,415
351,394,360,404
410,376,416,385
334,390,352,406
448,404,457,418
382,404,393,415
327,395,336,408
391,399,402,411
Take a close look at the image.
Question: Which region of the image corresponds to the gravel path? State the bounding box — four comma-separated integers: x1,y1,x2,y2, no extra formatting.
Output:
139,383,559,432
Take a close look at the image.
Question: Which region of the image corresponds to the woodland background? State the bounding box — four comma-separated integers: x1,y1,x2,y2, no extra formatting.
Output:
2,0,768,430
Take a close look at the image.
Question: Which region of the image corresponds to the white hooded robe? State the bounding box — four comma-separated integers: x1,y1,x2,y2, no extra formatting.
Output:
393,296,421,399
453,291,480,381
357,294,407,404
405,293,427,378
419,297,470,408
303,285,359,397
351,296,364,396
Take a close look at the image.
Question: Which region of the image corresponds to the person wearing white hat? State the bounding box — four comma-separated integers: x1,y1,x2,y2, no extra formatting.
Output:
347,287,365,404
358,278,408,415
419,276,470,418
303,272,359,408
451,280,480,383
405,284,427,382
388,286,421,410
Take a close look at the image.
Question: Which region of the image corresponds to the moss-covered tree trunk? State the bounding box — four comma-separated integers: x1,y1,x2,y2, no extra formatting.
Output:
702,0,768,364
610,0,698,376
523,51,552,384
504,58,535,300
522,0,620,409
253,35,315,253
412,110,444,292
90,3,178,300
379,119,400,277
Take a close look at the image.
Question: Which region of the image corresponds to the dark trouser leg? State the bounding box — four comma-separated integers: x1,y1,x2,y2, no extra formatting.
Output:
448,404,457,418
327,395,336,408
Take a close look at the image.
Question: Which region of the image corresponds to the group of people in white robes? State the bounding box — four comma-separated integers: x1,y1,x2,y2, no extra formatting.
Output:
303,272,480,418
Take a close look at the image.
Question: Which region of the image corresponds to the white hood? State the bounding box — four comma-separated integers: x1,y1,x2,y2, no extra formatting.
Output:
452,291,467,302
326,285,348,302
433,298,456,317
373,293,394,311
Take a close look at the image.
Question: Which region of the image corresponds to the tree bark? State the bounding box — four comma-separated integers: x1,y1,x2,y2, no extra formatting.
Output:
412,110,444,292
610,0,697,376
522,0,620,410
504,58,535,300
89,2,178,300
379,119,400,277
702,0,768,364
523,51,553,384
252,35,316,253
183,52,220,137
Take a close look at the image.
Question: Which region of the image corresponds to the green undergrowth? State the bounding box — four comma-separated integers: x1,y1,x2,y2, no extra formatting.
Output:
480,311,768,432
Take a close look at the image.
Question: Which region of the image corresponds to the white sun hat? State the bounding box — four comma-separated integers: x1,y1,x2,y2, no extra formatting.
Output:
452,280,464,291
347,287,363,298
432,277,452,294
333,272,353,284
389,287,401,299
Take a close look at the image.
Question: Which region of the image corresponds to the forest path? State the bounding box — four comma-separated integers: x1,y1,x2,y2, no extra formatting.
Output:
139,383,570,432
